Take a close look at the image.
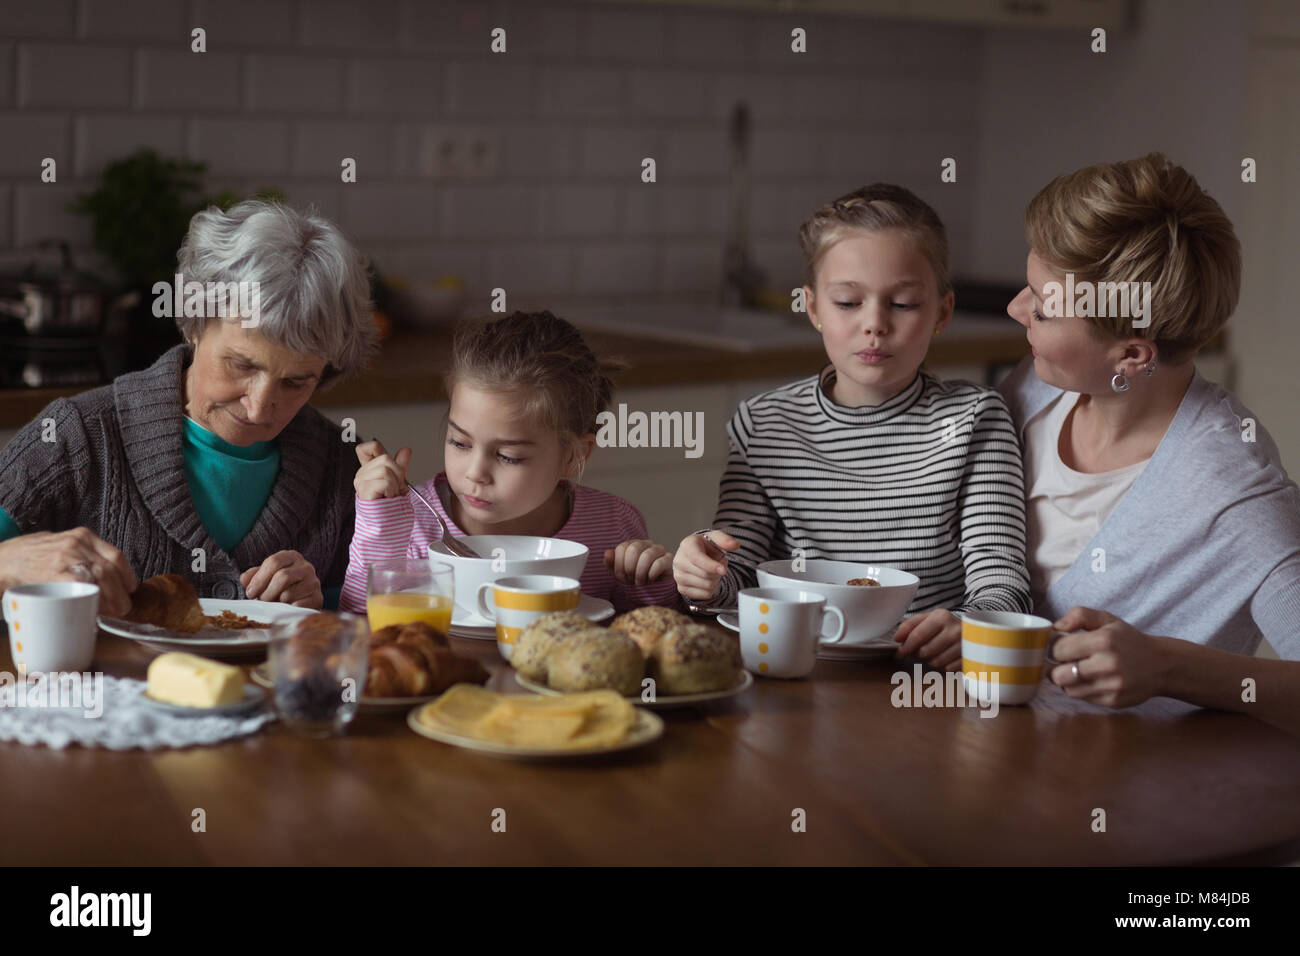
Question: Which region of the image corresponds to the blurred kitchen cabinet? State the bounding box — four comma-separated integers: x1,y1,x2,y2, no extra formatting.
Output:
586,0,904,13
902,0,1129,29
587,0,1129,29
1233,40,1300,477
1251,0,1300,38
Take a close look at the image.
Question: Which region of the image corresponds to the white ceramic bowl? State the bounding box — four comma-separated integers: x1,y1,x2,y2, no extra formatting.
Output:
755,559,919,645
428,536,589,618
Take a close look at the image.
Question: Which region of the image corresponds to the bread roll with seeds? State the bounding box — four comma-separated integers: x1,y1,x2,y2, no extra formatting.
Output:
547,628,644,697
608,605,693,658
652,623,742,695
510,610,592,681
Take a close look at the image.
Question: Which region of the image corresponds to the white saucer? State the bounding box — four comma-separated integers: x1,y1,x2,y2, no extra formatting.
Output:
450,594,615,641
138,683,266,717
716,611,899,661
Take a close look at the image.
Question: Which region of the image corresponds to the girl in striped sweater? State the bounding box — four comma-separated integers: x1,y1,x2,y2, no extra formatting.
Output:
673,184,1031,671
341,311,679,615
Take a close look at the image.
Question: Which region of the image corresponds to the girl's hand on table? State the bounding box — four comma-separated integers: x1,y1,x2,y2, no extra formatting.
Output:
0,528,137,617
893,609,963,671
604,539,673,585
354,440,412,500
241,550,324,609
1048,606,1169,708
672,530,739,601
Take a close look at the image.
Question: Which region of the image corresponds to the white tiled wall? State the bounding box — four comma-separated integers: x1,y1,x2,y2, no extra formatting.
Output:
0,0,982,300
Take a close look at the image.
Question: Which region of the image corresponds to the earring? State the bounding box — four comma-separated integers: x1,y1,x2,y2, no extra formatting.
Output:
1144,361,1157,376
816,323,822,330
1110,370,1131,393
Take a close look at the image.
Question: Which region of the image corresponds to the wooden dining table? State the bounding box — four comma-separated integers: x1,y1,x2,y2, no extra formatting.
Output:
3,628,1300,867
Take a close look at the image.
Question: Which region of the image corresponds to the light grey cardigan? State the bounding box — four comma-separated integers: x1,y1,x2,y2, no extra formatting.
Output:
1000,357,1300,660
0,344,357,600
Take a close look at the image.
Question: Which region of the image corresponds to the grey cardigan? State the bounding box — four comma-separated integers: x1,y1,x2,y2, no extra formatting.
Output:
0,344,357,600
1000,357,1300,660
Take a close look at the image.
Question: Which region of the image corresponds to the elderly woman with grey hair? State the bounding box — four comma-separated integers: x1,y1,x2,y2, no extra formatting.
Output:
0,200,376,611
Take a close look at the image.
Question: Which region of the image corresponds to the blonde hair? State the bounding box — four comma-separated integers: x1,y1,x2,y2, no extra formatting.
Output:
1025,152,1241,362
446,311,625,453
798,183,951,297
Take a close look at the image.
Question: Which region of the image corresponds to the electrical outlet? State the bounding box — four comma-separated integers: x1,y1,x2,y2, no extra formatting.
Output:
463,130,498,180
418,127,498,180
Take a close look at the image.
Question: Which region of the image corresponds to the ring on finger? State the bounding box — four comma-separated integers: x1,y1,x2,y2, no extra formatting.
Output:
69,562,94,582
1071,663,1080,682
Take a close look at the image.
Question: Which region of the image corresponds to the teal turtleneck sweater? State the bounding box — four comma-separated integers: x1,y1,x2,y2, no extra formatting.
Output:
180,415,280,554
0,418,279,555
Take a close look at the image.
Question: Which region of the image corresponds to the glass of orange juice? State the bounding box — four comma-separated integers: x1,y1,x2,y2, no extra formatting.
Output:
366,559,455,634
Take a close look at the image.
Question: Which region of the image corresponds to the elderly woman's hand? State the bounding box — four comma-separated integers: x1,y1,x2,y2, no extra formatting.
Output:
0,528,137,617
1048,606,1171,708
240,550,323,609
893,608,963,671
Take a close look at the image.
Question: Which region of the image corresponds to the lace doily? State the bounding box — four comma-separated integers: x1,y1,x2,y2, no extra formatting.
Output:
0,675,274,750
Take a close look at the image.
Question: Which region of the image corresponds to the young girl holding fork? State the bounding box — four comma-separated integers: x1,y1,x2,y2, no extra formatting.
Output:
673,184,1032,670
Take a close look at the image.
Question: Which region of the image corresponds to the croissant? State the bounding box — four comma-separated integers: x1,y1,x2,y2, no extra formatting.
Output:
368,643,432,697
125,574,206,633
364,621,485,698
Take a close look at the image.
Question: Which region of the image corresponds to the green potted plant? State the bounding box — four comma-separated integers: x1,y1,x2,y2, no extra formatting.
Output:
71,148,283,366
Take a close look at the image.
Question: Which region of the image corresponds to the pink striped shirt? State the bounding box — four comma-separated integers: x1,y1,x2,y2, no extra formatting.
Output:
341,472,680,615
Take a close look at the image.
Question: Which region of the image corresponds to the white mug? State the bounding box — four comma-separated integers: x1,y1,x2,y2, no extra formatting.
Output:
3,582,100,675
738,587,845,679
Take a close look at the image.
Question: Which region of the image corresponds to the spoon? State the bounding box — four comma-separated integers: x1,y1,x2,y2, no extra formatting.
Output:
406,483,484,559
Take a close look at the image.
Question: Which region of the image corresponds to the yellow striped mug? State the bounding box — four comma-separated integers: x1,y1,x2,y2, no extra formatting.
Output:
961,611,1065,706
475,575,581,662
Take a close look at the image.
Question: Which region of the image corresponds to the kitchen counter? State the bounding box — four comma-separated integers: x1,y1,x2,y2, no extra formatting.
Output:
0,317,1033,428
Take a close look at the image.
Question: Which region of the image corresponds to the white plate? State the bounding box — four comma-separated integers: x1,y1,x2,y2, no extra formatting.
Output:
99,599,317,660
249,661,458,714
137,683,266,717
406,702,664,759
450,594,615,641
716,611,899,661
515,670,753,710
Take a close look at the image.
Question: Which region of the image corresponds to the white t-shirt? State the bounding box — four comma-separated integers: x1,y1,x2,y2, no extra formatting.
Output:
1024,392,1150,609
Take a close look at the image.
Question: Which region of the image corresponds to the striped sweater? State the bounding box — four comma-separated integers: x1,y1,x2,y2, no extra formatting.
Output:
701,365,1031,615
341,473,680,614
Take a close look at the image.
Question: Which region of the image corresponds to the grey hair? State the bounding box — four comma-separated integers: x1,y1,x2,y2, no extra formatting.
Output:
175,200,377,385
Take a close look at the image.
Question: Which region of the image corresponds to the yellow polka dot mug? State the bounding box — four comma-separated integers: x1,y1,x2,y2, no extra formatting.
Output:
3,582,100,675
737,587,845,679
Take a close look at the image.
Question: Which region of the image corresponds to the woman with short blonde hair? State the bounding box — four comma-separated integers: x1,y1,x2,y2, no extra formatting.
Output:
988,153,1300,733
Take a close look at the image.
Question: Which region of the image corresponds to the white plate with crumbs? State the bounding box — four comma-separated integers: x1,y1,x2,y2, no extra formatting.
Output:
99,600,317,659
514,671,753,709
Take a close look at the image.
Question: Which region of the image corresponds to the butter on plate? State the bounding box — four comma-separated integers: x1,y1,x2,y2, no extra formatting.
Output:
146,652,245,708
